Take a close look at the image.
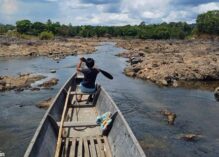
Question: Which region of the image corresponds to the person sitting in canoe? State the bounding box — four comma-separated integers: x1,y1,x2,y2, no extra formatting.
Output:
77,57,99,93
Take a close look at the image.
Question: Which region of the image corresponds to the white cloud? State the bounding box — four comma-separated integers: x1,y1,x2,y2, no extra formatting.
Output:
193,2,219,14
88,13,139,25
142,11,164,19
0,0,19,15
0,0,219,25
162,10,190,23
57,0,172,25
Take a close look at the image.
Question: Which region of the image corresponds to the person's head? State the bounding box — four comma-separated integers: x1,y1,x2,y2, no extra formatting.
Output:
85,58,95,68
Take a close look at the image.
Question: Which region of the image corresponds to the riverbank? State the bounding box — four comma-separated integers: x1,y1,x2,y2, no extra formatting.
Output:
1,36,219,88
117,39,219,87
0,36,100,60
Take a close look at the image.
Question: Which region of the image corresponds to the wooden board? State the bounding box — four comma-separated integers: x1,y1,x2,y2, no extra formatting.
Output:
70,138,76,157
57,121,99,127
83,137,90,157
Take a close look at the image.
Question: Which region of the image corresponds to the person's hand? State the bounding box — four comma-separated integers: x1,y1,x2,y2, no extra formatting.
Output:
80,57,86,62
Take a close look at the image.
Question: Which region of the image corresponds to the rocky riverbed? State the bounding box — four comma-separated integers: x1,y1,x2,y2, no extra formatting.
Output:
117,39,219,86
0,36,100,60
0,73,59,92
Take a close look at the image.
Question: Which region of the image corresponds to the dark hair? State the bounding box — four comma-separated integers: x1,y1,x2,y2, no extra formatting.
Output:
86,58,95,68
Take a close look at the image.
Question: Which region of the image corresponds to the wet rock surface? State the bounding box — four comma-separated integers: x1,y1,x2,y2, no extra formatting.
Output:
0,73,45,92
160,109,177,125
214,87,219,101
117,39,219,86
38,78,59,88
180,133,200,142
36,97,53,109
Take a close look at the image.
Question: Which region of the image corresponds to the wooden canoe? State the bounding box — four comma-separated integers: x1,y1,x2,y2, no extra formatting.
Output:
24,73,146,157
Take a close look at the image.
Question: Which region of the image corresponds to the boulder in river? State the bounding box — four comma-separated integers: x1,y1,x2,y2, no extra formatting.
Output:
50,69,56,73
160,109,177,125
180,134,199,142
36,97,53,109
214,87,219,101
38,78,59,88
31,87,40,91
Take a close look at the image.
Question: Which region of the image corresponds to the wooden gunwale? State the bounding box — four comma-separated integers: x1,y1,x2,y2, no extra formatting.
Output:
100,87,146,157
24,73,76,157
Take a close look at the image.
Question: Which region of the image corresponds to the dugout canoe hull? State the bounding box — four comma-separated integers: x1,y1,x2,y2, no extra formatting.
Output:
24,73,146,157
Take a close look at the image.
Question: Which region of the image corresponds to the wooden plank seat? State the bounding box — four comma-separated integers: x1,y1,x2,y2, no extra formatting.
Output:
70,85,97,107
57,121,99,128
62,136,112,157
70,91,95,95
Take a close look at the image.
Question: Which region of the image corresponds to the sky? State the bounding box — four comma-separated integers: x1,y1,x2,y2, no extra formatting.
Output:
0,0,219,25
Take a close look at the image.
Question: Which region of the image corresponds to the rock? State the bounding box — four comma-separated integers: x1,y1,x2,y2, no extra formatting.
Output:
130,57,142,65
133,67,141,73
172,80,178,87
138,52,145,57
0,85,5,91
54,57,60,61
124,67,136,77
214,87,219,101
181,134,199,142
161,79,168,86
0,36,99,58
36,97,53,109
50,69,56,73
31,87,40,91
38,78,59,88
164,76,174,85
0,80,6,86
0,74,45,92
15,88,24,92
160,109,177,125
116,39,219,88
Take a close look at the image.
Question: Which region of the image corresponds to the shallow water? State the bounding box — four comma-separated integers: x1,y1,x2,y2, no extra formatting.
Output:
0,42,219,157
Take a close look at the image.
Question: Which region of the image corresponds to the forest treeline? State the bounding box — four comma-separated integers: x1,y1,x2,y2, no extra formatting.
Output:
0,10,219,40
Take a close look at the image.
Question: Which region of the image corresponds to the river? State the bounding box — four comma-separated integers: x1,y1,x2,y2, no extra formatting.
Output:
0,42,219,157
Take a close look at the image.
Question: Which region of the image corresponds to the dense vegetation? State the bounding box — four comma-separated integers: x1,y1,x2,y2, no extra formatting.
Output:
196,10,219,35
0,10,218,40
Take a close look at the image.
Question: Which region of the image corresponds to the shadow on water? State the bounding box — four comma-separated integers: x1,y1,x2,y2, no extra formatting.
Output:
0,42,219,157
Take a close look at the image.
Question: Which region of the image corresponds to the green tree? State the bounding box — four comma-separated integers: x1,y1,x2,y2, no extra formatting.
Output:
16,20,32,34
39,31,54,40
196,10,219,35
32,22,46,35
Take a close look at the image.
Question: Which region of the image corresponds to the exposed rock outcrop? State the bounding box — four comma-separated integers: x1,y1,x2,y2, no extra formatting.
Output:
0,36,99,60
0,73,45,92
117,39,219,86
38,78,59,88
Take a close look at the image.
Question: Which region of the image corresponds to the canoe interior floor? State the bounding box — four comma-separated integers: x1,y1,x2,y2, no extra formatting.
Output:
60,92,112,157
61,136,112,157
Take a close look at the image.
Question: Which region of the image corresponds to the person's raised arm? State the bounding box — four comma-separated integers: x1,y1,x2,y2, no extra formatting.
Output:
77,57,85,72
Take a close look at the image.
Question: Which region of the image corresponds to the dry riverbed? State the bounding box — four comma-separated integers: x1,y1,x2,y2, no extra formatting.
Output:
0,36,100,60
117,39,219,87
1,36,219,89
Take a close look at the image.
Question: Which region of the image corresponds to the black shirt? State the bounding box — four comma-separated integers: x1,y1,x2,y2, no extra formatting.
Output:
81,68,99,88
